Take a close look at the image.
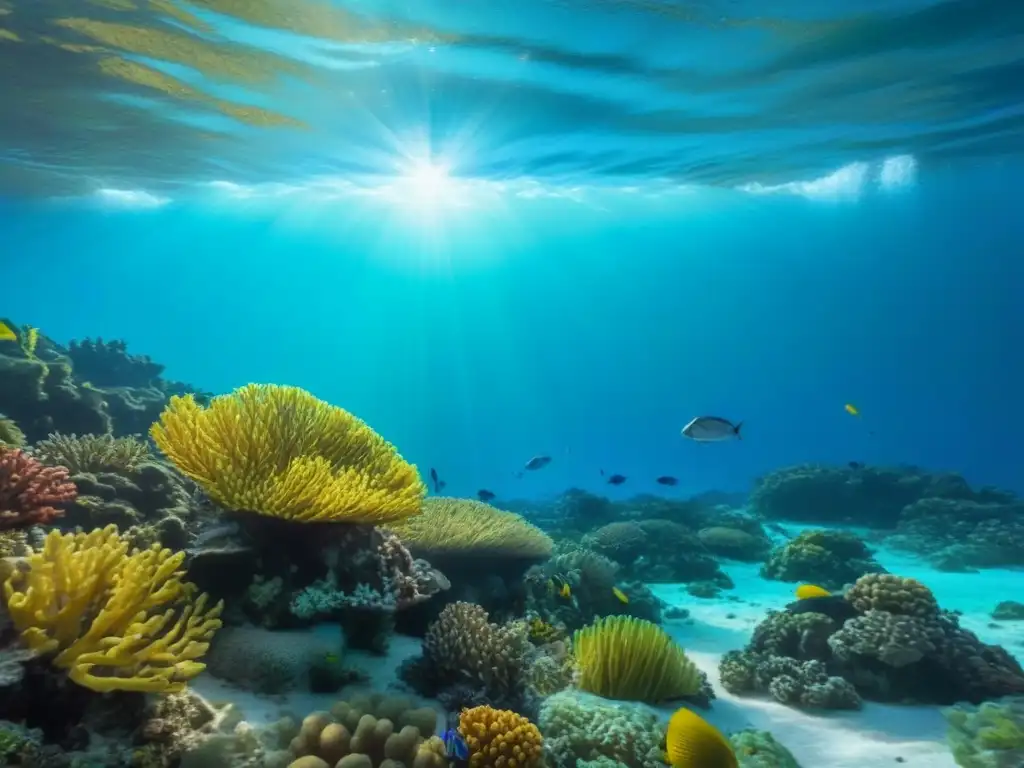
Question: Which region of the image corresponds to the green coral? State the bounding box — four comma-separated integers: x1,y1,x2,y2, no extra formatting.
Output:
32,432,151,473
0,414,25,447
730,729,802,767
944,696,1024,767
761,529,884,590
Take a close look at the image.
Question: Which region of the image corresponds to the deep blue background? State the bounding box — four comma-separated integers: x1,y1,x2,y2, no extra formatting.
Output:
2,161,1021,501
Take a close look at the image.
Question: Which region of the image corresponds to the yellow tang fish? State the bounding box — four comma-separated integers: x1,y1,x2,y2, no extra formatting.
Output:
665,706,738,768
844,403,859,417
0,320,17,343
559,582,571,599
795,584,831,600
612,586,629,604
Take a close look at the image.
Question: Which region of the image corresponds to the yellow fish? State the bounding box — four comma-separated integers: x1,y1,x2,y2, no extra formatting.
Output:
0,320,16,343
795,584,831,600
612,586,629,604
844,403,859,417
559,582,571,599
665,706,738,768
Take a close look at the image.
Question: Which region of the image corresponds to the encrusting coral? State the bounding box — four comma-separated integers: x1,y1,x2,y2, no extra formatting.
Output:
761,529,884,591
150,383,425,524
0,446,77,530
458,705,543,768
572,615,703,703
2,524,223,693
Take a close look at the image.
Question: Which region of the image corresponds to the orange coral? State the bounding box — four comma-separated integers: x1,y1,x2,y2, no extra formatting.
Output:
458,705,543,768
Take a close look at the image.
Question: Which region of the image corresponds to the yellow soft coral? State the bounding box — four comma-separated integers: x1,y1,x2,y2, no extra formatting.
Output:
150,383,425,524
2,525,223,693
387,497,552,558
573,615,702,703
458,705,543,768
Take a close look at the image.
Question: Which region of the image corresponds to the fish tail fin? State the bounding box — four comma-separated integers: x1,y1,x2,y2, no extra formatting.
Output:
734,422,743,439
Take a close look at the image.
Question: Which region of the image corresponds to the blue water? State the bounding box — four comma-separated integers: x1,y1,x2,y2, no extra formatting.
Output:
2,0,1024,499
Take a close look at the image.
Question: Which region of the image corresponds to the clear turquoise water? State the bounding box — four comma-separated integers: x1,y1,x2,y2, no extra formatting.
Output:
2,0,1023,499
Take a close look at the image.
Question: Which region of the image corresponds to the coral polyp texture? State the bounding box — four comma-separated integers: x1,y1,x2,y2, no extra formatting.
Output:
387,496,553,559
2,524,223,693
572,615,702,703
150,383,426,524
31,432,151,473
0,446,77,529
458,705,543,768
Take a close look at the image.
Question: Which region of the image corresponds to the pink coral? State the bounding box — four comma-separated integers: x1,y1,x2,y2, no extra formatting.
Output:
0,447,77,530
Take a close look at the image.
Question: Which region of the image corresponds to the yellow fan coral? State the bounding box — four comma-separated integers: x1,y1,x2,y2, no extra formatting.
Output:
2,525,223,693
150,383,425,524
459,705,543,768
573,615,702,703
386,497,552,558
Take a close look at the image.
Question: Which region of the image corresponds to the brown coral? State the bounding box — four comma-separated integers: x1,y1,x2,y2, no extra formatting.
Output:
845,573,939,618
423,602,529,692
458,705,543,768
0,447,77,529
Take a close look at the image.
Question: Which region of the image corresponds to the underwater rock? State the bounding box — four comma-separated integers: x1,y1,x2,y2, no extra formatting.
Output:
992,601,1024,621
698,525,771,562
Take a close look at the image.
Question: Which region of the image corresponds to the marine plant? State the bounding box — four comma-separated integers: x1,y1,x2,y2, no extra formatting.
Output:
0,446,77,530
0,414,25,447
573,615,702,703
2,524,223,693
150,383,425,524
386,496,554,559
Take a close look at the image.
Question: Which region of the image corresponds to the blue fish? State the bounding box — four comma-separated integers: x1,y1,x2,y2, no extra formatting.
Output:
442,715,469,763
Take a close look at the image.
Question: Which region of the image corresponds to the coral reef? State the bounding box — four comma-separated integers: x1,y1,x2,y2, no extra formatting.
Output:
944,695,1024,768
151,384,425,524
3,524,222,693
573,616,703,703
697,525,771,562
32,432,151,473
538,690,666,768
287,692,440,768
0,446,77,529
730,729,801,767
399,602,538,715
459,705,543,768
761,529,884,590
722,573,1024,709
0,414,25,448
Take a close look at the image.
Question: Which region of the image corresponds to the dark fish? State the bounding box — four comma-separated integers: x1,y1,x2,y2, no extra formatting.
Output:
600,469,605,476
607,474,627,485
525,455,551,471
656,476,678,486
848,461,864,470
785,595,858,624
681,416,743,442
442,713,469,763
429,468,443,494
477,489,496,502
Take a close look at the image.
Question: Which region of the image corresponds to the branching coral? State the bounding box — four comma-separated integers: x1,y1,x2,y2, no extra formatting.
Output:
459,705,543,768
573,615,702,703
32,432,151,473
386,497,553,560
2,524,223,693
0,446,77,530
150,384,425,524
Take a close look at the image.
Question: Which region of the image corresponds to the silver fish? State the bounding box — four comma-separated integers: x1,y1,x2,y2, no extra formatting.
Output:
525,455,552,470
681,416,743,442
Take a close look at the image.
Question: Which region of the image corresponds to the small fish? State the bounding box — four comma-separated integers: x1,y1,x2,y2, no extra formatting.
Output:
599,469,605,476
607,474,627,485
513,471,524,480
559,582,572,599
0,321,16,343
848,461,864,470
323,651,340,664
845,403,860,417
477,489,496,502
795,584,831,600
429,468,443,494
656,476,678,486
612,586,629,604
442,714,469,762
525,455,551,471
681,416,743,442
665,706,738,768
